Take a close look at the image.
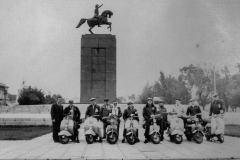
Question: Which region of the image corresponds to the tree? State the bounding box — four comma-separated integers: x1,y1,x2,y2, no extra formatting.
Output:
180,64,212,109
18,86,45,105
138,72,190,104
138,82,154,104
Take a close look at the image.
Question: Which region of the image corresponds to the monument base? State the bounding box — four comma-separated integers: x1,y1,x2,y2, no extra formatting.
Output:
80,34,116,103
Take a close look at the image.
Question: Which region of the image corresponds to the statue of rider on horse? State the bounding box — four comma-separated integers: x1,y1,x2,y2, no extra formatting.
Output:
76,4,113,34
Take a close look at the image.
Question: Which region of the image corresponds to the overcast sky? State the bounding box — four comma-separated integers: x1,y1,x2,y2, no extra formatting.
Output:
0,0,240,100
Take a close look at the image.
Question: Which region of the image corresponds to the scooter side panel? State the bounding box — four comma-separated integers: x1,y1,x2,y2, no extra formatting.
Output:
149,125,160,134
171,130,183,135
126,132,135,136
58,130,72,136
211,117,217,134
216,117,225,134
85,129,96,135
192,130,204,135
126,128,137,134
60,119,74,135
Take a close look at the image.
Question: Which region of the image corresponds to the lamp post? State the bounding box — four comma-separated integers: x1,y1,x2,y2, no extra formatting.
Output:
213,65,216,93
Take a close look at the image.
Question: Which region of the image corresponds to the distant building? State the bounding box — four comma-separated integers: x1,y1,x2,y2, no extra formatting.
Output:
0,83,9,106
8,94,17,103
0,83,17,106
120,94,137,103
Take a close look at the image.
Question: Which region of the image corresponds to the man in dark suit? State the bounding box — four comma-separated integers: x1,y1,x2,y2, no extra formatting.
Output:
50,96,64,143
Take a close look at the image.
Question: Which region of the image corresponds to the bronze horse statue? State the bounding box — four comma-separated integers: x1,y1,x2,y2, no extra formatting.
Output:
76,10,113,34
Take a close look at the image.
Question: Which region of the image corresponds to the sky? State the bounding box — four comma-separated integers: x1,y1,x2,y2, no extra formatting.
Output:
0,0,240,100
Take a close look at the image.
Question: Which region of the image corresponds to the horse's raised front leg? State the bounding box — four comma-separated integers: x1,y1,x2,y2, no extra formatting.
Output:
107,22,112,32
89,26,94,34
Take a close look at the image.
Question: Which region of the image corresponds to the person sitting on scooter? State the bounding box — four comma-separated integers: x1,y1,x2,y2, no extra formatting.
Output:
166,98,185,134
172,98,185,115
209,93,225,116
122,101,140,143
202,93,225,129
156,100,167,141
63,100,81,143
143,98,157,143
100,98,113,139
111,101,122,136
186,99,202,119
85,97,102,142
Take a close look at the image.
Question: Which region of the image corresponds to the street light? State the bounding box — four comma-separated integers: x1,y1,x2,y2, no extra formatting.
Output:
209,63,217,93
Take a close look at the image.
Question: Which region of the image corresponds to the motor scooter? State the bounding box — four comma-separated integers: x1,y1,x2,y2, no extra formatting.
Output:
58,115,82,144
84,115,101,144
124,114,139,145
184,114,204,144
167,112,184,144
103,114,119,144
148,114,161,144
204,114,224,143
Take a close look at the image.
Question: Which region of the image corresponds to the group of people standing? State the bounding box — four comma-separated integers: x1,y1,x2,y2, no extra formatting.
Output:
50,93,225,143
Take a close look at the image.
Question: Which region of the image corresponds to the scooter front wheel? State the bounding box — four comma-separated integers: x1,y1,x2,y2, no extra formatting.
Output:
126,134,136,145
107,132,118,144
86,135,94,144
193,132,203,144
205,134,211,141
217,134,224,143
173,135,183,144
150,133,161,144
59,135,69,144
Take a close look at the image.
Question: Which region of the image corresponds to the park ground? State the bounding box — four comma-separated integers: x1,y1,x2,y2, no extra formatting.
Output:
0,127,240,159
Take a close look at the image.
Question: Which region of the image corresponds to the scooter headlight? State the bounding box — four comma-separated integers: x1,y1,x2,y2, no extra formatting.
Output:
187,119,191,122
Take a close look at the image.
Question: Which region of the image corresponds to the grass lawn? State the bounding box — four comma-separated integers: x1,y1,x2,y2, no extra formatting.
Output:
0,126,52,140
225,125,240,138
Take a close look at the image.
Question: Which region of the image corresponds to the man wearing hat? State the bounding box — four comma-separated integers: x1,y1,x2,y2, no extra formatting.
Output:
100,98,113,139
202,93,225,133
209,93,225,117
156,100,167,141
111,101,122,135
85,98,102,142
63,100,81,143
142,98,157,143
50,96,64,143
122,101,140,143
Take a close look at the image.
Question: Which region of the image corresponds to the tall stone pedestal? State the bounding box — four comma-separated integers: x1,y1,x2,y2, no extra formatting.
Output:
80,34,116,103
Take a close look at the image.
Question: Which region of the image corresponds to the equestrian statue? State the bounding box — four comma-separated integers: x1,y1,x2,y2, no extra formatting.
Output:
76,4,113,34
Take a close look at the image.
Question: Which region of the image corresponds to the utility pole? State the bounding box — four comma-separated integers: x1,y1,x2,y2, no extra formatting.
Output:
213,65,216,93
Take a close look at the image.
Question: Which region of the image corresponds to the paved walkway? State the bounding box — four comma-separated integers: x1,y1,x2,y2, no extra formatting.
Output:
0,127,240,159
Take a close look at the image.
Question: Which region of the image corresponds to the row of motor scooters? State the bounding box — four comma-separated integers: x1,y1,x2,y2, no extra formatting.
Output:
57,112,224,145
166,112,225,144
